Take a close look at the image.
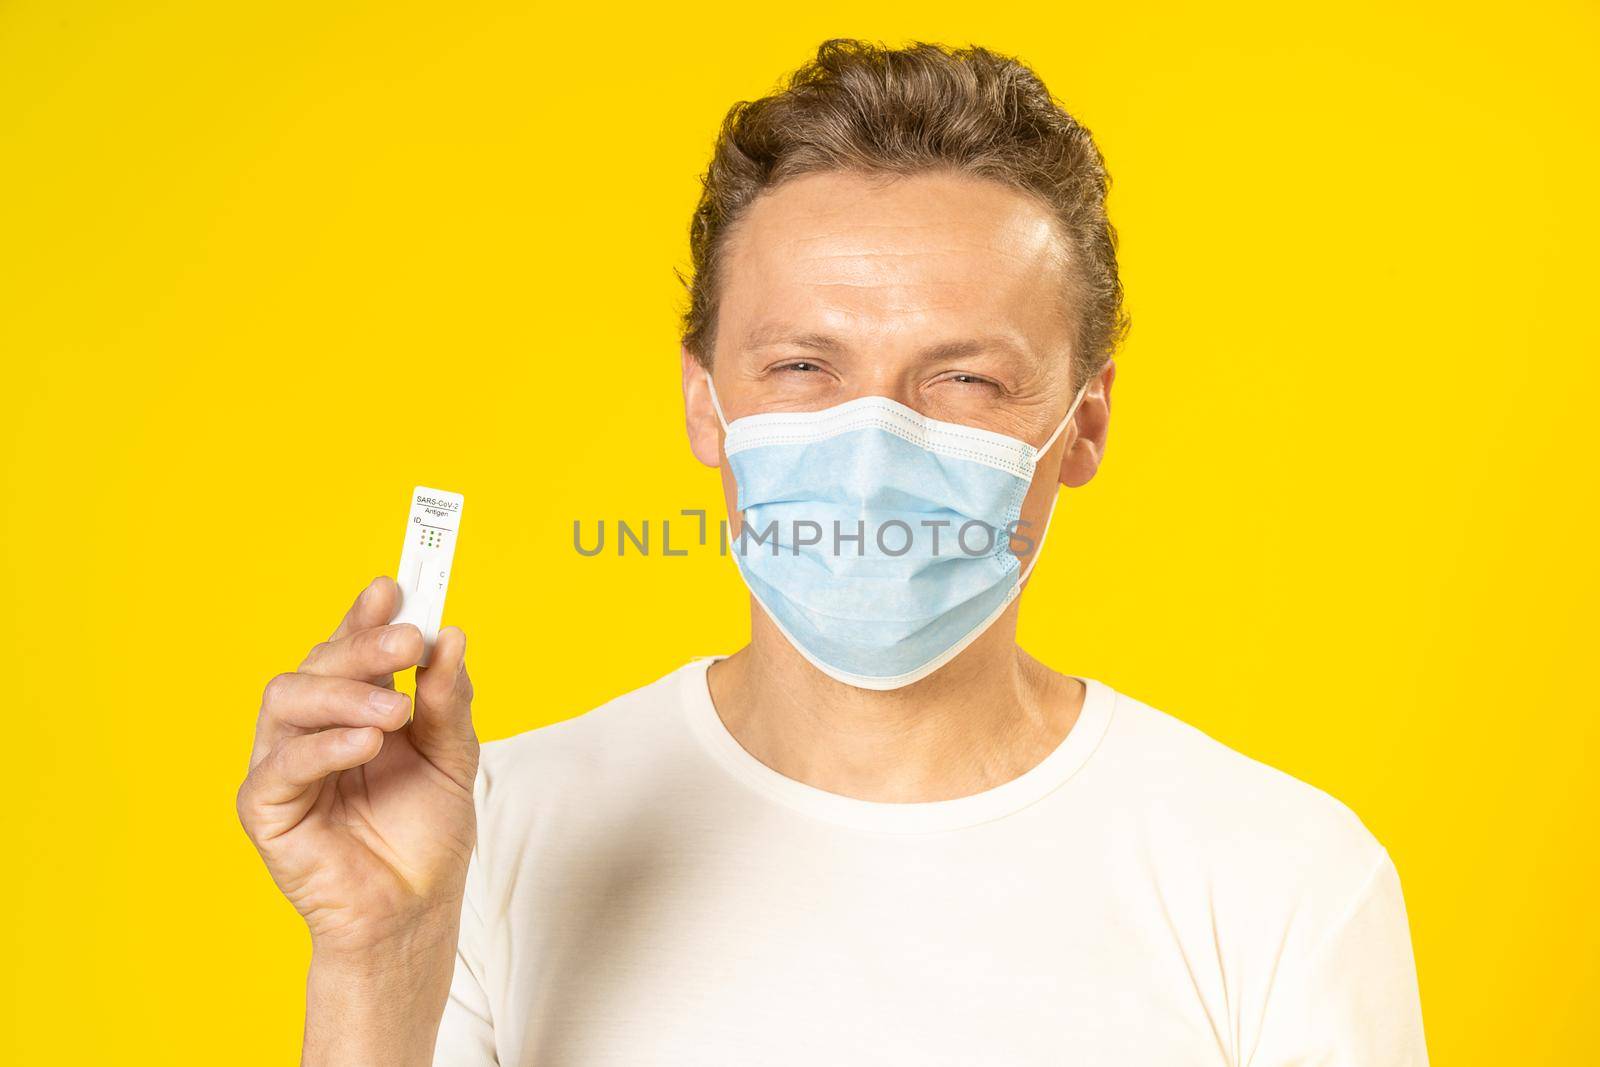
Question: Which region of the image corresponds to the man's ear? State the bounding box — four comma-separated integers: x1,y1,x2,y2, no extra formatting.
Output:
1059,360,1116,488
682,345,723,468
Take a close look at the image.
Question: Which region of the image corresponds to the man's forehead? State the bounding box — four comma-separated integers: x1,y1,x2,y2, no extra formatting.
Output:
718,171,1075,362
728,170,1065,276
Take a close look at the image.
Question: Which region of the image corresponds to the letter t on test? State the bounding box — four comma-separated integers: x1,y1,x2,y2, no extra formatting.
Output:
392,486,464,667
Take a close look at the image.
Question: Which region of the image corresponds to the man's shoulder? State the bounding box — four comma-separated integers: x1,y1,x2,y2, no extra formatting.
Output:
1092,682,1389,880
1086,685,1416,1020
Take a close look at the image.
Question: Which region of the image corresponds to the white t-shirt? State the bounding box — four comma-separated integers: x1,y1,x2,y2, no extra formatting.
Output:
435,658,1428,1066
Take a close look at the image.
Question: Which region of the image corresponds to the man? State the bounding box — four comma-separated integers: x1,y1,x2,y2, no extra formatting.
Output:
238,39,1428,1065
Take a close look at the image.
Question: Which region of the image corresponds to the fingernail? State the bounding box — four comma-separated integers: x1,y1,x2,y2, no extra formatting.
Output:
368,690,407,716
379,627,407,655
343,727,377,749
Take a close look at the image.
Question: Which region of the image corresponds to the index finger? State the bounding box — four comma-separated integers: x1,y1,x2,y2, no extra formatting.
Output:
329,575,401,642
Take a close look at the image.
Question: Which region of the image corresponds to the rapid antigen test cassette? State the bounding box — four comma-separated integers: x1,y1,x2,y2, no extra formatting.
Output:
392,486,464,667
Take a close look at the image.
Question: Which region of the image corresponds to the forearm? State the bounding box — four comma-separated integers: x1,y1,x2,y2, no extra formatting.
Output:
301,915,461,1067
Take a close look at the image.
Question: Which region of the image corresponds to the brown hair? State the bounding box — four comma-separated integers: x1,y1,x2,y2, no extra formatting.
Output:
679,39,1129,386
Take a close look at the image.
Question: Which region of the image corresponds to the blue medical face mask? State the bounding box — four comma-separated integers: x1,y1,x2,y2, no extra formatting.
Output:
707,380,1090,690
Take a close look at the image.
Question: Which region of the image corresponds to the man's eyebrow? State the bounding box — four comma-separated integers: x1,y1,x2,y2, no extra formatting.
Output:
742,328,1032,364
915,336,1032,364
742,326,842,352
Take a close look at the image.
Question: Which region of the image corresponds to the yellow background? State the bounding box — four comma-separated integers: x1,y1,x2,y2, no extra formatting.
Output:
3,1,1595,1062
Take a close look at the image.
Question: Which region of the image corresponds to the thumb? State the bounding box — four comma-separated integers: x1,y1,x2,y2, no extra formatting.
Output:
412,626,479,791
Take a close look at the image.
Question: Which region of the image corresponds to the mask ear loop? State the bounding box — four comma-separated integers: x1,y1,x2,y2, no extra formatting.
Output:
1016,492,1062,586
1032,379,1092,461
1015,379,1092,586
705,375,731,433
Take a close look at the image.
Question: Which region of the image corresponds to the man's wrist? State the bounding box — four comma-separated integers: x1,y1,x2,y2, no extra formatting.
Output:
303,909,462,1067
307,902,462,976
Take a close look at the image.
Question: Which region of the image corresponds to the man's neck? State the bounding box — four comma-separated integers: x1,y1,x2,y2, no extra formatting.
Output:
704,605,1086,803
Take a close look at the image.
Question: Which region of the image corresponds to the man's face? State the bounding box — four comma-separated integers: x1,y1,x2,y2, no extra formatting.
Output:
685,167,1112,564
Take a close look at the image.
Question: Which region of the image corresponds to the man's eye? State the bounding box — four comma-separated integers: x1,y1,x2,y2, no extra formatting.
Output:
947,374,996,387
780,362,821,373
